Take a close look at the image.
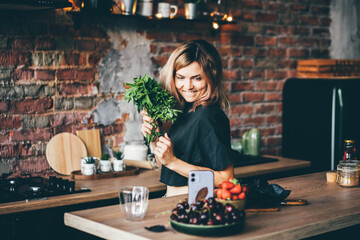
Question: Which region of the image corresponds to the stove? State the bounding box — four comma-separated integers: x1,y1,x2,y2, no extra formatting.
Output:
0,175,91,204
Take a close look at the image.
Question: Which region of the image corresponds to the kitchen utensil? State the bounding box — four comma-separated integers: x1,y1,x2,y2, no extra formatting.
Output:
46,133,87,175
157,2,177,18
113,0,137,15
138,0,153,17
185,3,197,20
76,129,101,159
280,199,308,206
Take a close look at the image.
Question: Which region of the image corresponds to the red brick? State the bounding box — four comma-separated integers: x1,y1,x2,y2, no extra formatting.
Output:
265,92,282,101
258,126,277,137
290,4,308,12
11,128,53,142
244,70,264,79
229,118,241,127
146,31,173,41
35,69,55,80
311,49,329,58
10,98,53,114
232,82,254,91
278,59,297,68
242,116,265,126
0,144,18,158
290,27,310,35
255,37,277,46
113,123,124,134
242,92,265,102
63,53,80,66
0,116,22,129
230,104,254,115
320,17,332,27
265,26,289,35
218,46,242,56
0,50,32,65
103,125,113,135
266,136,282,146
299,38,319,47
255,103,276,114
50,112,87,127
150,44,157,54
222,24,245,32
228,94,241,103
13,68,34,81
300,16,319,25
222,35,254,46
151,56,168,67
158,45,177,55
243,48,267,57
266,70,288,80
256,81,278,91
256,13,278,23
11,38,34,51
88,53,102,66
288,48,309,57
278,37,298,46
243,12,256,21
76,39,96,51
57,69,76,80
16,156,51,173
266,115,282,124
223,69,242,81
96,39,111,51
312,28,330,35
77,69,95,81
58,83,94,96
35,38,55,50
268,2,286,11
267,48,286,57
0,101,8,112
231,59,254,68
311,6,330,15
243,0,263,9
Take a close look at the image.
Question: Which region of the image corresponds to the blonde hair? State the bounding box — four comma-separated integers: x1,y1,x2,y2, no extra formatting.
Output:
160,39,229,112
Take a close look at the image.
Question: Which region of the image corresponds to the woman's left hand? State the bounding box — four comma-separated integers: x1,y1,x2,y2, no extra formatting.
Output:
154,133,175,166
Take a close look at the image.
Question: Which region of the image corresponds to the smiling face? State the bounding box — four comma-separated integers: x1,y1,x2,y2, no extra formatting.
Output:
175,62,209,103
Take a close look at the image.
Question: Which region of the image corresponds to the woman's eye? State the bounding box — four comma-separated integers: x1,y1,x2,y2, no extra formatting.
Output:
195,77,202,81
176,75,184,80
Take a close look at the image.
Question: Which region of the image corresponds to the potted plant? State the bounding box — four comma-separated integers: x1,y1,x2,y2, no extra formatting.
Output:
81,156,97,175
113,150,124,172
100,153,112,172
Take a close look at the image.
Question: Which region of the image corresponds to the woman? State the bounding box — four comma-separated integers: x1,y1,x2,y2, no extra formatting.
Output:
141,39,235,197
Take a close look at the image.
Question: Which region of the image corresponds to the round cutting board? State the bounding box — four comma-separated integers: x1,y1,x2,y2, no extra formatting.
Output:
46,132,87,175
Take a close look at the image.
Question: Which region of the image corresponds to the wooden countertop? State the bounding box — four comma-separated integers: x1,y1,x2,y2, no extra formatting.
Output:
64,171,360,240
0,156,310,215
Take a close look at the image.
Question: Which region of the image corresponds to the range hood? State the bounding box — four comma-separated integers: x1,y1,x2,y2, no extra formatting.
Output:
0,0,72,10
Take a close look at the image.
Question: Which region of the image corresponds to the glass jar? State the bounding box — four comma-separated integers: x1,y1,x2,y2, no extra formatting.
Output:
123,140,148,161
342,139,357,160
336,160,360,187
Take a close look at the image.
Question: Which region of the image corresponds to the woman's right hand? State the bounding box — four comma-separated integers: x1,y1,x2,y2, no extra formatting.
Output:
140,110,159,140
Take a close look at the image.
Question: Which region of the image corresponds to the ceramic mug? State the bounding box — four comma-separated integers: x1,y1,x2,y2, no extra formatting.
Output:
157,2,177,18
184,3,197,20
138,0,153,17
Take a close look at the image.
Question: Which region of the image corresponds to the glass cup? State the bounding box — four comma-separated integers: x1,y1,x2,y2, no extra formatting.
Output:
119,186,149,220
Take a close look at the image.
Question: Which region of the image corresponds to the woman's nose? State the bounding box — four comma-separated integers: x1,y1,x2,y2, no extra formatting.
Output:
184,79,193,89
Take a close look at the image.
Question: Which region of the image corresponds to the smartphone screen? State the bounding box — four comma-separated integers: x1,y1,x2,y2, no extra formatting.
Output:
188,170,214,205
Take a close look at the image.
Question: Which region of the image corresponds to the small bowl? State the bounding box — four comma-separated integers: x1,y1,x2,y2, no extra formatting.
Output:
216,198,246,210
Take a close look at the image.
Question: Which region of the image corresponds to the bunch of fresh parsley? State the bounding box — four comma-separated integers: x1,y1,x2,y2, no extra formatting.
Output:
124,74,182,143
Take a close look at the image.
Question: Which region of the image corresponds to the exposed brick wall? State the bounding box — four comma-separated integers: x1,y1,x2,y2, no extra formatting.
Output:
0,0,331,176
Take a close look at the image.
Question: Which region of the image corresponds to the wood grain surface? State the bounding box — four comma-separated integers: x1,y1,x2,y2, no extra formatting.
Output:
64,172,360,240
0,156,310,215
76,129,102,158
46,132,87,175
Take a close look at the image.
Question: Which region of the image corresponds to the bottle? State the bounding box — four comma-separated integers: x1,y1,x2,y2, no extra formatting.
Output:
342,140,357,160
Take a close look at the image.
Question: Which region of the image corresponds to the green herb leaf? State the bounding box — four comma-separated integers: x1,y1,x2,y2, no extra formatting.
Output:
124,74,182,143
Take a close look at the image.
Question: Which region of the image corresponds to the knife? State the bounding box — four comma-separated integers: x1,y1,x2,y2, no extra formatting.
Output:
280,199,308,206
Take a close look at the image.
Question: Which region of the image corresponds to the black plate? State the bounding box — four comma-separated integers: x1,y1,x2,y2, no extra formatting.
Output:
170,218,245,236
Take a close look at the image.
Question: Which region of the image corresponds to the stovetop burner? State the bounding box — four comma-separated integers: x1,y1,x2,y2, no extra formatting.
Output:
0,175,91,204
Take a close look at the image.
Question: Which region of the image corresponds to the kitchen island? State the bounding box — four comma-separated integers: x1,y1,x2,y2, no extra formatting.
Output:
0,156,310,215
64,171,360,240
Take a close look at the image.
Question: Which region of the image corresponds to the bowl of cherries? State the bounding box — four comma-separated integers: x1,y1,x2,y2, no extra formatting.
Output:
169,197,246,236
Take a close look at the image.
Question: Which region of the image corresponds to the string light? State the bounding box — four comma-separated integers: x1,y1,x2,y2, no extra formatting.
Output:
212,22,219,30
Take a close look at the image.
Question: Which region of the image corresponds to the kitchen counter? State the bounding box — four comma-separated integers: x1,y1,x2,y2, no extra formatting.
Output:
64,171,360,240
0,156,310,215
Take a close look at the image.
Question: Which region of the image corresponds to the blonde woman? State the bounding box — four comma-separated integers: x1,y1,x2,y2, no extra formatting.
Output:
141,40,235,197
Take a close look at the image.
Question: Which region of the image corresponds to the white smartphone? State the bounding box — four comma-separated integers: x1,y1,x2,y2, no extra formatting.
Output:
188,170,214,205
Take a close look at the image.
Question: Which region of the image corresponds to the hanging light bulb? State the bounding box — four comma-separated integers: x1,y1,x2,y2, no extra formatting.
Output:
212,22,219,30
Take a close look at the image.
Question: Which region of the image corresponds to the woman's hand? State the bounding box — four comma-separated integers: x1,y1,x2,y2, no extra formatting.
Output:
154,133,175,166
140,110,159,141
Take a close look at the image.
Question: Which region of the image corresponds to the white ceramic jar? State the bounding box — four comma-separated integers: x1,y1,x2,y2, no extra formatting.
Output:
123,140,148,161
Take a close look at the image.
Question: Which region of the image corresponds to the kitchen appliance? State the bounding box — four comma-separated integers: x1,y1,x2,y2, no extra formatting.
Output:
282,77,360,172
0,0,72,10
0,174,90,204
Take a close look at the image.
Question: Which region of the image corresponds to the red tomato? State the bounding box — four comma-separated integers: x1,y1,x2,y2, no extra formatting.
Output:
242,185,248,193
221,181,235,189
216,188,223,199
238,192,246,200
229,184,242,194
232,195,238,200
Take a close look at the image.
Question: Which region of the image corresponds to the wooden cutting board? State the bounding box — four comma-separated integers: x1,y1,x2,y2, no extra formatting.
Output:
46,132,87,175
76,129,102,158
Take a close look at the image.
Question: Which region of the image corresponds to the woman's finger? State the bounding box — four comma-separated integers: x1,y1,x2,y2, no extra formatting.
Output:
158,135,172,147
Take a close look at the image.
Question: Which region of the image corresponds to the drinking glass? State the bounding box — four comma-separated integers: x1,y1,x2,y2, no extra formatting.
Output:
119,186,149,220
